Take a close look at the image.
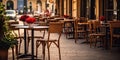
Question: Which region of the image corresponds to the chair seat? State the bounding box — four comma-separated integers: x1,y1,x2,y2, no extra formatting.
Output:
37,39,57,42
76,30,86,33
28,36,44,39
89,33,105,36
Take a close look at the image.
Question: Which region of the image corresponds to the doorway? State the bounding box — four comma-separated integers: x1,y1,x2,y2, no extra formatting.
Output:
6,0,14,10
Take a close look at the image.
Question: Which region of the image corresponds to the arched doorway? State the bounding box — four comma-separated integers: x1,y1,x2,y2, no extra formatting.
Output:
29,2,32,13
37,0,42,13
6,0,14,10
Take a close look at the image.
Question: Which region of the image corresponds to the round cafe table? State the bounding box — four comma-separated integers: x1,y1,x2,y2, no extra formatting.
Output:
15,25,49,60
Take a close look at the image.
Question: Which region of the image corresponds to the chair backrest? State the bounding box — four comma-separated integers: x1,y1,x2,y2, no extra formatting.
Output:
8,21,19,30
109,21,120,35
80,17,87,23
109,21,120,28
74,19,82,31
48,22,63,41
49,22,63,33
92,20,100,29
87,20,93,33
92,20,101,33
8,21,19,24
7,21,21,38
74,18,79,28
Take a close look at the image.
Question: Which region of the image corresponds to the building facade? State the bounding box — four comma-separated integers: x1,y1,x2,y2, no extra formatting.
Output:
1,0,38,13
1,0,119,21
56,0,119,21
1,0,55,14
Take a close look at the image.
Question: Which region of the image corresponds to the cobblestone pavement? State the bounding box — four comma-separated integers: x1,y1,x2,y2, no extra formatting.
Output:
8,22,120,60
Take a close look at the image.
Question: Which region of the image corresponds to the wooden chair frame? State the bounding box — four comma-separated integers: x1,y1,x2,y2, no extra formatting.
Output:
89,20,105,48
36,22,63,60
109,21,120,49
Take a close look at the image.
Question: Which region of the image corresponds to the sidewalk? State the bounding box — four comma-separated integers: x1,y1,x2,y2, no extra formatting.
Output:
8,26,120,60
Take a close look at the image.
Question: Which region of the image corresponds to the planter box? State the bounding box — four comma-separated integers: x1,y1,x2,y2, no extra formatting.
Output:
0,49,8,60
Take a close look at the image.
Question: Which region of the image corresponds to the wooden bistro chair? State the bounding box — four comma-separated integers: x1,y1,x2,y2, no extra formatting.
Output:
36,22,63,60
109,21,120,49
64,18,74,39
74,18,87,43
8,21,24,59
86,20,94,42
89,20,105,48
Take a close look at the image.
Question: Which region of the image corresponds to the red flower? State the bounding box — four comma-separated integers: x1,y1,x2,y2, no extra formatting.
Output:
19,14,29,22
44,9,50,17
99,16,105,21
63,15,69,18
26,17,36,24
46,13,50,16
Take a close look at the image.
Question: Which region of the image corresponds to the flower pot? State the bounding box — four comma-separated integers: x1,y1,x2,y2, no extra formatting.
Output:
0,49,8,60
100,21,104,24
23,22,28,26
64,18,67,20
28,24,33,28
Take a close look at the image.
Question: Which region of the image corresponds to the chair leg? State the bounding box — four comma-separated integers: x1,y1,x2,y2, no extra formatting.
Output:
42,30,45,39
42,42,46,60
94,37,97,47
18,39,22,54
58,46,61,60
12,47,15,60
101,36,105,48
110,39,112,49
99,36,104,47
36,43,38,58
47,45,50,60
90,35,96,48
94,36,97,47
26,38,31,53
103,37,106,48
89,35,92,48
75,32,77,43
65,29,68,38
36,41,41,58
15,44,18,59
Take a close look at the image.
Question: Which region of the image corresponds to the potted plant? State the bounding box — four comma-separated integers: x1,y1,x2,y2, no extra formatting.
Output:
0,31,18,60
0,3,18,60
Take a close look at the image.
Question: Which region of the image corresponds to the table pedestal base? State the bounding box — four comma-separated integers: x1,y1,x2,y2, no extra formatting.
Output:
17,54,38,59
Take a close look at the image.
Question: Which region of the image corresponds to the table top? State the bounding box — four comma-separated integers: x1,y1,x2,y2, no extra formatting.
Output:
11,24,24,26
62,19,74,22
15,25,49,29
101,23,109,25
78,22,88,25
54,18,64,20
11,24,39,26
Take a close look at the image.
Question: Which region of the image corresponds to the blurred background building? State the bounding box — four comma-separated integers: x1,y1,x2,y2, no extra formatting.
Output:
0,0,120,21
